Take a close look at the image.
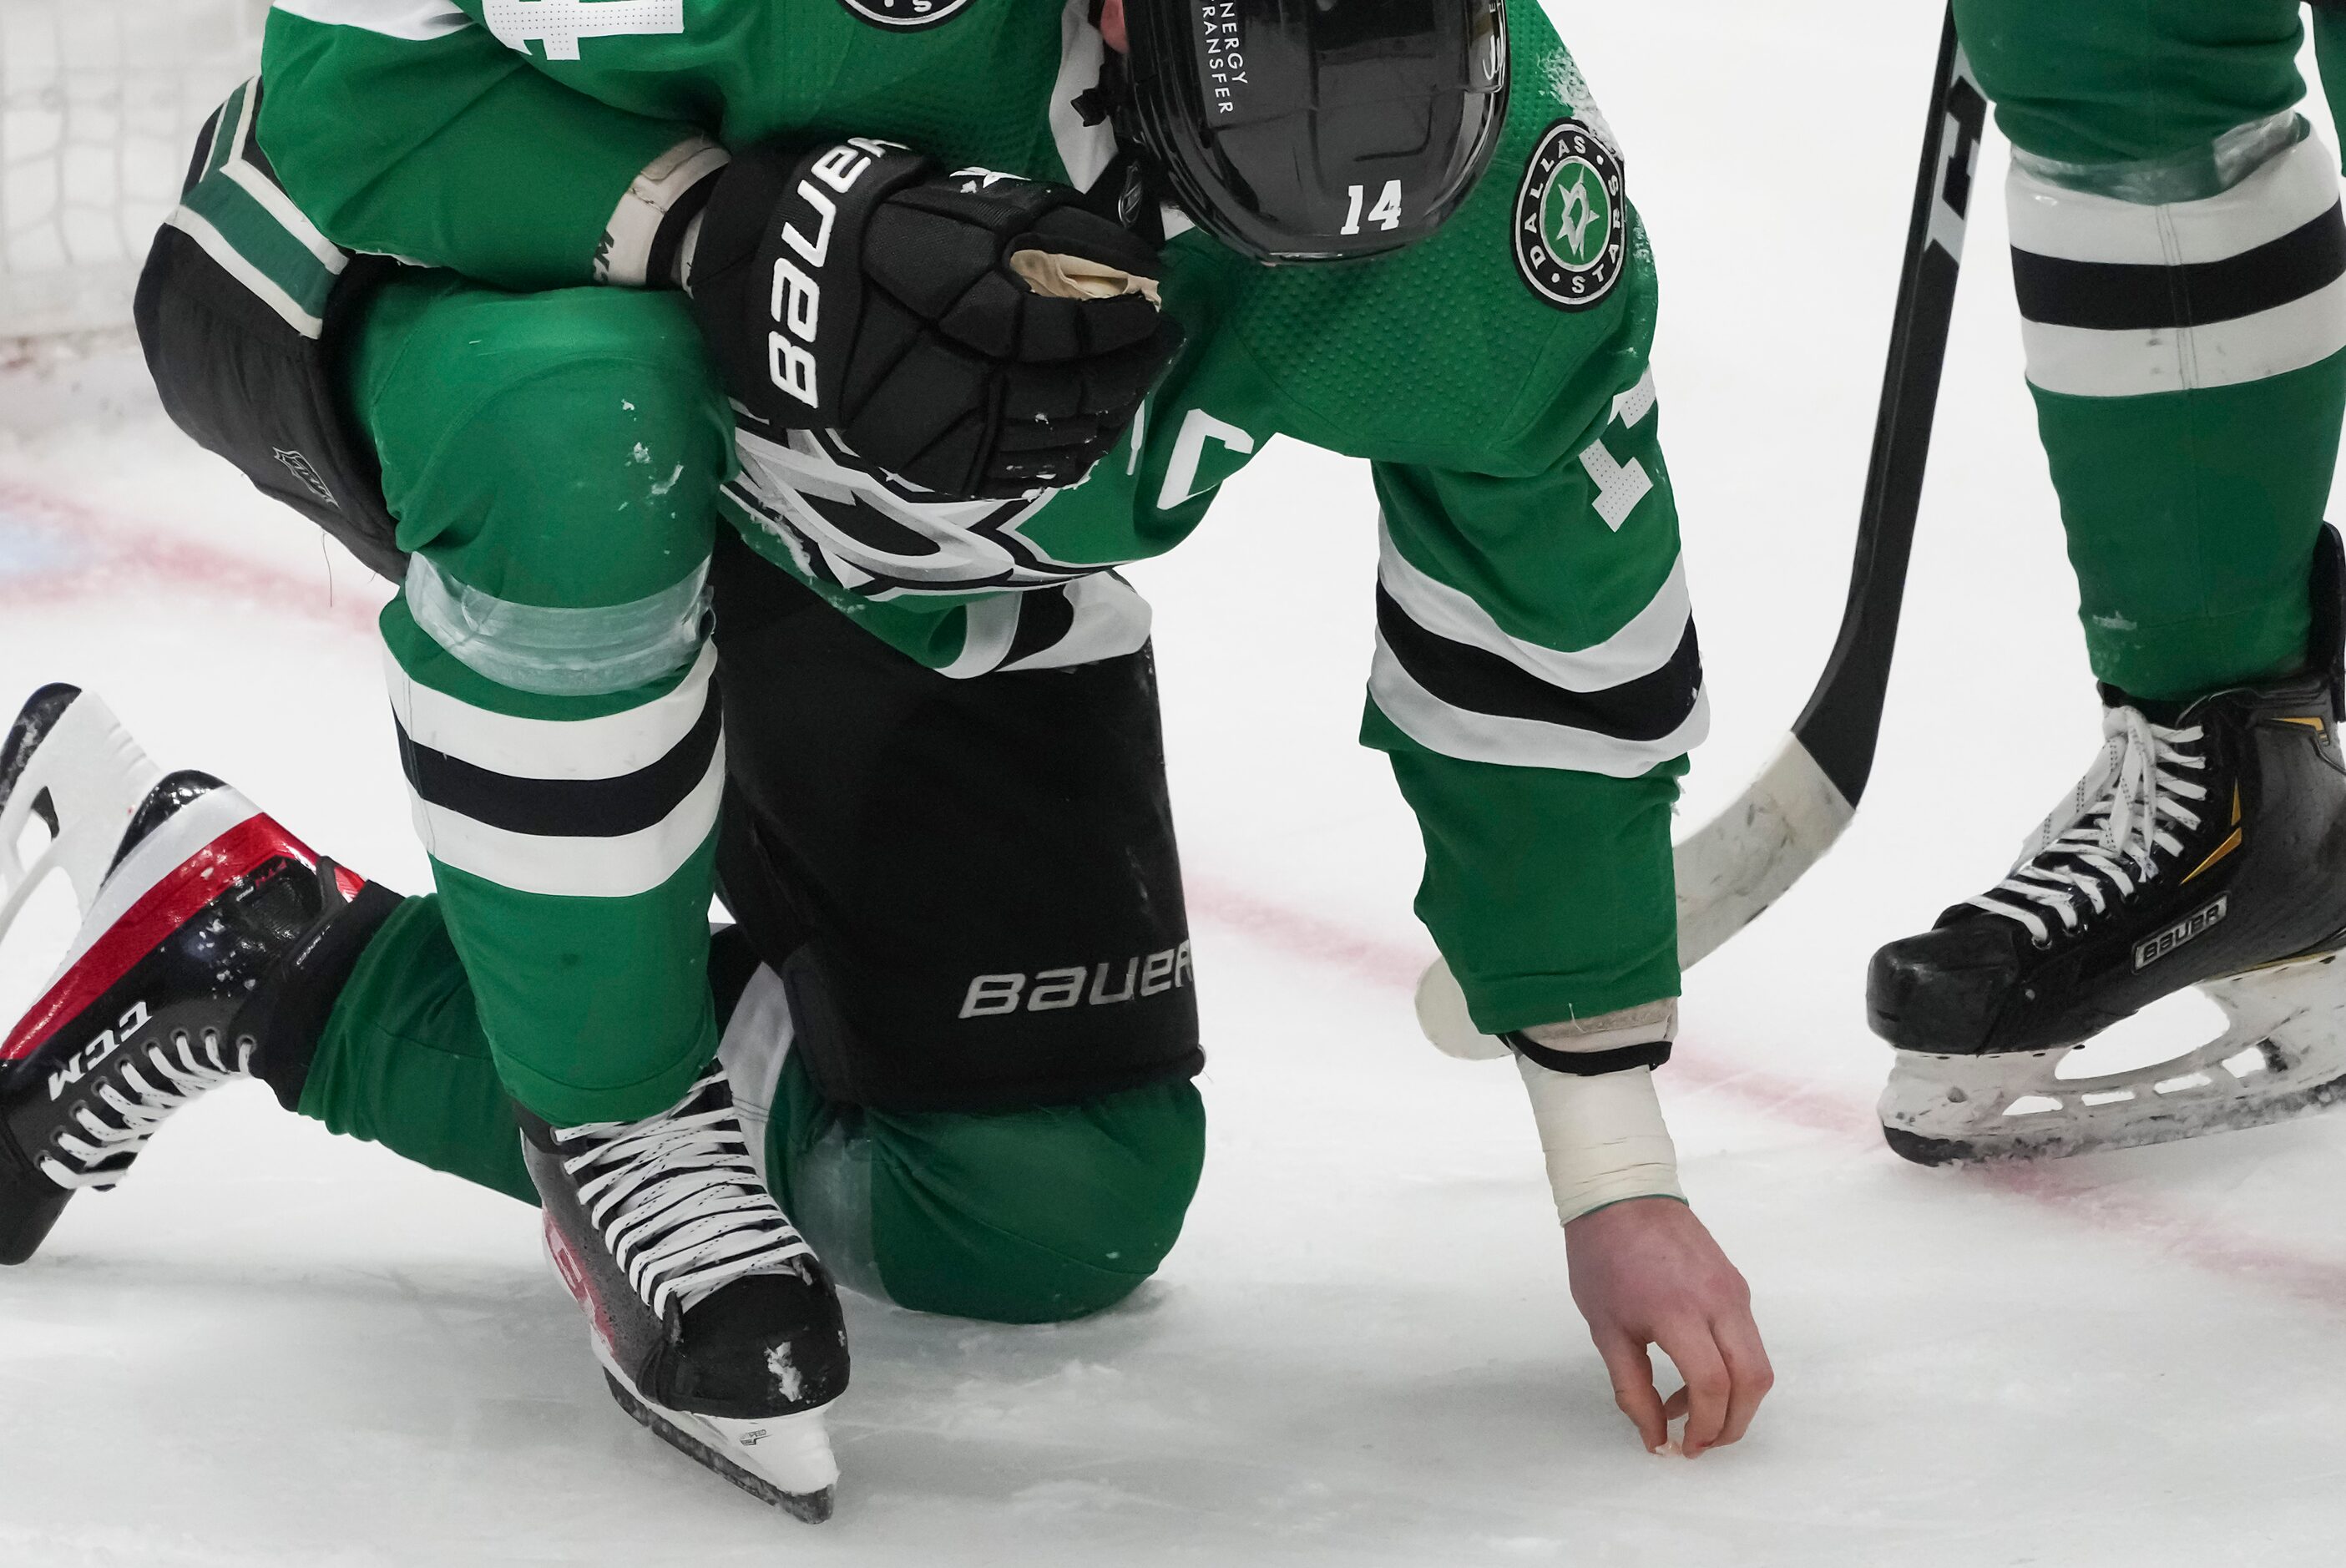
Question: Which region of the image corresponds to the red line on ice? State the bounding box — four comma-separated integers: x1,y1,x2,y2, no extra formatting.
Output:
0,478,385,635
16,470,2346,1313
1184,877,2346,1313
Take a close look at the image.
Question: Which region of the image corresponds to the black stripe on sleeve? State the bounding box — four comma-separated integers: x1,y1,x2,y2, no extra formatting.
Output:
2011,204,2346,331
394,680,721,840
183,105,225,197
1375,586,1701,742
1504,1033,1675,1075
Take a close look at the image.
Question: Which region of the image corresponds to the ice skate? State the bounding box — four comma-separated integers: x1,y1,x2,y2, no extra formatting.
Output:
522,1064,849,1523
0,684,393,1260
1869,534,2346,1164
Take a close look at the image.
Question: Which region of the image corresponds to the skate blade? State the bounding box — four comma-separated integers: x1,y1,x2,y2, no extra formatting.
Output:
1878,950,2346,1164
0,686,162,965
595,1355,838,1524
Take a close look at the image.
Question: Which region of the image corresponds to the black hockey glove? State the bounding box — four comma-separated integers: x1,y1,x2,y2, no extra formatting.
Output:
687,136,1181,499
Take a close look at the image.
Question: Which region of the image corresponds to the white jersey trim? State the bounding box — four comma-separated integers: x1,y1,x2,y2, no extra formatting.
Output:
1378,520,1691,693
272,0,473,41
1369,637,1709,777
1049,0,1118,193
1004,572,1154,671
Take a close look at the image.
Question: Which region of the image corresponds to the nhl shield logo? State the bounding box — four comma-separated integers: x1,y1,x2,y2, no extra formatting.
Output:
1513,119,1627,311
836,0,973,29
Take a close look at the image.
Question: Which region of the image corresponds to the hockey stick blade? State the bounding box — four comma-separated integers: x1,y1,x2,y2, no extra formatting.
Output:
1418,10,1984,1059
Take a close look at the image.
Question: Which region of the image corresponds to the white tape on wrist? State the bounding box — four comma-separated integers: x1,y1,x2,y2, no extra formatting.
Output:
598,137,732,287
1516,1057,1684,1225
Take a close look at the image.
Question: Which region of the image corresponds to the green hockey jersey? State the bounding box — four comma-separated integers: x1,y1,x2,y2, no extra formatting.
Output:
255,0,1703,1031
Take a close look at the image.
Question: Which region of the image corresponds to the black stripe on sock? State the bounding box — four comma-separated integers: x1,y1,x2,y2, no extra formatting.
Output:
395,680,721,839
2011,204,2346,331
1375,586,1701,742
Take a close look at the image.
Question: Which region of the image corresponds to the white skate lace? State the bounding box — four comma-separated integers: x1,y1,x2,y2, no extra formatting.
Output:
1969,705,2209,946
554,1066,812,1319
38,1027,252,1190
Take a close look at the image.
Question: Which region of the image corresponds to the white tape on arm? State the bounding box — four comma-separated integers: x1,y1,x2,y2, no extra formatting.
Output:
598,137,732,287
1516,1058,1685,1225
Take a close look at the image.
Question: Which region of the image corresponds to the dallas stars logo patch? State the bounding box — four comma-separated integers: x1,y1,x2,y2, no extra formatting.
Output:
836,0,973,29
1513,119,1627,311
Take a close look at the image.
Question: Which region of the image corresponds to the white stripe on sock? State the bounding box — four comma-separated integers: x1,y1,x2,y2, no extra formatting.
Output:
2007,131,2342,266
1368,636,1709,777
383,641,716,782
2020,270,2346,396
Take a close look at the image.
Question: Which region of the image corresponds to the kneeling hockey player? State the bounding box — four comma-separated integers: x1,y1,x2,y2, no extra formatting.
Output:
0,0,1770,1516
1873,3,2346,1162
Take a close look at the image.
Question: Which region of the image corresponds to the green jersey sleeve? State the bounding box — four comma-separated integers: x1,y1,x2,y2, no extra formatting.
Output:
1361,361,1700,1031
259,2,701,290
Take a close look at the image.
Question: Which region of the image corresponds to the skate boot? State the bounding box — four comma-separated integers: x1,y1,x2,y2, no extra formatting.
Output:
522,1063,849,1522
0,685,396,1260
1869,531,2346,1164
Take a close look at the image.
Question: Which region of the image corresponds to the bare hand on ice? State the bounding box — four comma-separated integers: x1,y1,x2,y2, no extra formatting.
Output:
1565,1196,1771,1457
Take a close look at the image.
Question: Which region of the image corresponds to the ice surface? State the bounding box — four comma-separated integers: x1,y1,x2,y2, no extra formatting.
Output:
7,3,2346,1563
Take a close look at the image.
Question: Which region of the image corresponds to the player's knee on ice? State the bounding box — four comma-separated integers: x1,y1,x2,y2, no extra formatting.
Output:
352,276,733,685
765,1051,1205,1326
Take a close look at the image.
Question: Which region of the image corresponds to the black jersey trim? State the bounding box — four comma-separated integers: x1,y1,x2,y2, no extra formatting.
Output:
393,684,721,841
1002,585,1077,667
2011,205,2346,331
1374,587,1701,741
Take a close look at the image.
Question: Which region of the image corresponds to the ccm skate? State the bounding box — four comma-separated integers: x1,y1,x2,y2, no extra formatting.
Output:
0,684,392,1261
1870,530,2346,1163
0,684,849,1520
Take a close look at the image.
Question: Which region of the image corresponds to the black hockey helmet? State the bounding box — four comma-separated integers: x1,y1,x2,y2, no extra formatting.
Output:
1115,0,1509,262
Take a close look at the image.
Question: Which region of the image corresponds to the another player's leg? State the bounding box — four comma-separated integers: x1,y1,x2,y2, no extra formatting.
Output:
0,686,395,1261
0,687,848,1515
1874,0,2346,1161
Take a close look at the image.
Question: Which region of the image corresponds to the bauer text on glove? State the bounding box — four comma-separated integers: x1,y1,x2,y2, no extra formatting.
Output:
686,136,1182,499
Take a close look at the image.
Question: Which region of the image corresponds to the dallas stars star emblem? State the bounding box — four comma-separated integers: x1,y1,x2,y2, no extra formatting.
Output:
1512,119,1628,312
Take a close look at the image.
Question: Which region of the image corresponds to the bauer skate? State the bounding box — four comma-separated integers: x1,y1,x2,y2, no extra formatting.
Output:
1869,532,2346,1164
0,684,394,1260
523,1064,849,1522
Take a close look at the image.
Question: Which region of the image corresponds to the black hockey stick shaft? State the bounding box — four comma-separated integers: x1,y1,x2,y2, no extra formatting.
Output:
1789,8,1984,808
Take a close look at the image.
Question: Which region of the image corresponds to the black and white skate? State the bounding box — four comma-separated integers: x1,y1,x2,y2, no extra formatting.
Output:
1870,535,2346,1163
523,1065,848,1522
0,685,395,1260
